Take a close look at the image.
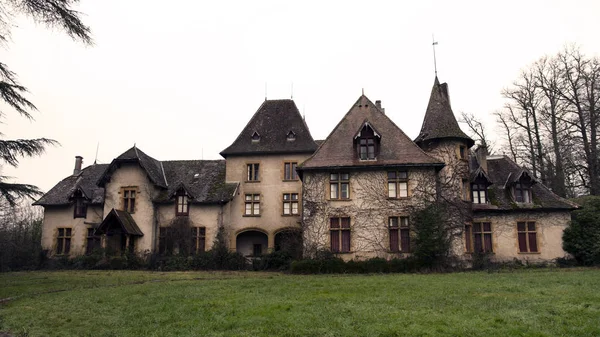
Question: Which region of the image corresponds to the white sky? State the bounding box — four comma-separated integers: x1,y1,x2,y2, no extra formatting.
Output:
3,0,600,193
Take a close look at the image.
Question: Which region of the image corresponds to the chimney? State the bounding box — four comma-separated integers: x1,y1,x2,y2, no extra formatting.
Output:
73,156,83,176
375,100,385,114
475,146,488,173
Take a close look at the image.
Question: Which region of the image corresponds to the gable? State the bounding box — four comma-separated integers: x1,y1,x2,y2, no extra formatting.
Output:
300,95,443,170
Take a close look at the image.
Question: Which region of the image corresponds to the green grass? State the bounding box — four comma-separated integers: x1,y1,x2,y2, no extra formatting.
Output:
1,269,600,336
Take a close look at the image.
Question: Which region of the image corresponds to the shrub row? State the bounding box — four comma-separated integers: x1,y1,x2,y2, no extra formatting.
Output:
289,257,422,274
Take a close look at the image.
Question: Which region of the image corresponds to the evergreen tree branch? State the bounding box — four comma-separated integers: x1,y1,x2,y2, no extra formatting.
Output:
0,138,58,166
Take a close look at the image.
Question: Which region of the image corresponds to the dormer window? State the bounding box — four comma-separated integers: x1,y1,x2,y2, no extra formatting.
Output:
287,131,296,141
176,190,189,216
73,190,87,218
471,183,487,204
252,131,260,142
514,182,532,203
355,123,380,160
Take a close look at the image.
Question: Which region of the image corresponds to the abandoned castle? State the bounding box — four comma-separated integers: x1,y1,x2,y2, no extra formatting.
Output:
34,77,577,262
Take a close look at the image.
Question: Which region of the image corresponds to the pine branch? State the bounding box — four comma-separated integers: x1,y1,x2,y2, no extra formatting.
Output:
0,178,42,207
0,138,58,167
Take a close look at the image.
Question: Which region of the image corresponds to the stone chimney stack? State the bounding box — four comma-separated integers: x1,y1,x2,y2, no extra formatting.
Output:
475,146,488,173
375,100,385,114
73,156,83,176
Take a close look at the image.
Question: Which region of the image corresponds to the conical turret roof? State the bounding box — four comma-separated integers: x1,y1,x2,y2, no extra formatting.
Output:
415,77,474,148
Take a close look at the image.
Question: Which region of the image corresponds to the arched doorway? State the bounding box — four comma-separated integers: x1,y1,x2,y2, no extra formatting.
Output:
236,230,268,257
274,228,303,259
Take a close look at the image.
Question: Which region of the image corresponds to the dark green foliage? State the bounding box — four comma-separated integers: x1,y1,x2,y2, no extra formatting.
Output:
563,196,600,265
251,250,294,271
411,202,452,268
289,255,421,274
0,207,44,271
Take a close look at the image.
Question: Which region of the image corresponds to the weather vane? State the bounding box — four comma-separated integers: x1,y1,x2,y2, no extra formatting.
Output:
432,34,438,76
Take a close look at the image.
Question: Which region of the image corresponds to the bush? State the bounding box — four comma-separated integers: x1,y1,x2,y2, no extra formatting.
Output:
563,196,600,265
251,250,294,271
289,255,422,274
411,202,453,269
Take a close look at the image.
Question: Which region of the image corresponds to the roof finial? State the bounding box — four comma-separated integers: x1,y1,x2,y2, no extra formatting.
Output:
362,88,364,96
94,142,99,165
265,82,267,101
432,34,439,77
291,81,294,99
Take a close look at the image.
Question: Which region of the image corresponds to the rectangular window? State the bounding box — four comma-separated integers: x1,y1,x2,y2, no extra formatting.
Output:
389,216,410,253
56,228,72,255
515,183,531,203
122,187,137,213
158,227,173,255
247,163,259,181
191,227,206,254
388,171,408,198
465,224,473,253
472,222,493,253
330,173,350,199
245,194,260,215
359,138,376,160
74,198,87,218
459,145,467,159
283,193,299,215
176,193,189,216
471,183,487,204
85,228,101,255
330,217,351,253
517,221,538,253
284,162,298,180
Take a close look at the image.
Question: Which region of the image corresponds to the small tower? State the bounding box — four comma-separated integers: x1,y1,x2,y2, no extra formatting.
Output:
415,77,474,200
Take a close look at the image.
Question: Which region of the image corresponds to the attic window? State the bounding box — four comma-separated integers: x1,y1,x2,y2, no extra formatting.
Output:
252,132,260,142
287,131,296,141
355,123,380,160
176,190,189,216
73,190,87,218
514,182,532,203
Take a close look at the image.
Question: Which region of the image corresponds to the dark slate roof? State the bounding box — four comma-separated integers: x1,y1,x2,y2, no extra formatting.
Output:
155,160,238,204
415,77,474,148
476,155,577,211
98,146,167,188
220,99,318,157
96,208,144,236
36,147,237,207
299,95,443,170
33,164,108,206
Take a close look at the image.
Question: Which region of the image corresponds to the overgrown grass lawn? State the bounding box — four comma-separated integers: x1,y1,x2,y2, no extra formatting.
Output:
1,269,599,336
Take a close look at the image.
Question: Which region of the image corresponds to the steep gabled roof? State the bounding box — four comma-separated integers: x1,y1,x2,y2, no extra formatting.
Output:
33,164,108,206
155,160,238,204
483,156,576,210
220,99,318,157
98,146,168,188
415,77,474,148
300,95,443,170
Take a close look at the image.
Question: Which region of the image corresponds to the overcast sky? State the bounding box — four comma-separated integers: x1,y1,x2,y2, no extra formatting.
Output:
3,0,600,194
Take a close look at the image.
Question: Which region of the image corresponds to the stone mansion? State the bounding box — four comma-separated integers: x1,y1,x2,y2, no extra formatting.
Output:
35,77,576,262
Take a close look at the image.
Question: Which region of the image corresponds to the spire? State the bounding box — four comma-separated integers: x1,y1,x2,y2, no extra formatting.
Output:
415,77,474,148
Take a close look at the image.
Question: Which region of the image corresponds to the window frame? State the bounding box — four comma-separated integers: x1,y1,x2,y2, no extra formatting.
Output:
244,193,261,216
330,173,350,200
458,145,467,160
471,183,488,204
73,191,87,218
56,227,72,255
388,171,408,198
356,124,379,161
282,193,300,216
284,162,298,181
330,217,351,253
467,222,493,253
121,187,138,213
175,191,189,216
158,227,173,255
191,226,206,254
246,163,260,182
514,182,532,203
517,221,538,253
389,216,410,253
85,228,101,255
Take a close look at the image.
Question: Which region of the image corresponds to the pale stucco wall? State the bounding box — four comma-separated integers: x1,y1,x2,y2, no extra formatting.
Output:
103,163,159,253
225,154,310,252
471,211,571,262
302,168,437,260
41,204,103,256
156,203,226,251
